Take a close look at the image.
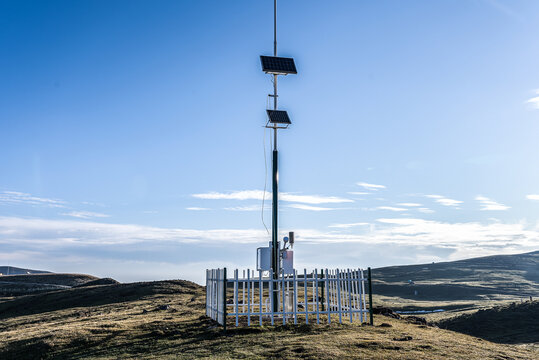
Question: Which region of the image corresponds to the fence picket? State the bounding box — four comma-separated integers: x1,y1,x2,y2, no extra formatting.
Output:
259,270,263,326
346,269,354,322
314,268,320,324
281,270,286,325
293,270,297,324
336,269,342,323
247,269,251,326
206,267,368,328
303,268,308,324
270,269,274,326
235,269,239,326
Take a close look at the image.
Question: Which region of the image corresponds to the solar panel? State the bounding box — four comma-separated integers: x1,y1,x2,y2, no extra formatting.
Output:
260,56,297,75
266,110,291,124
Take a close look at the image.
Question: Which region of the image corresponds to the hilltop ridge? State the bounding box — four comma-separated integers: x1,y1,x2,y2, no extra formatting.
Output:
0,266,49,276
373,250,539,306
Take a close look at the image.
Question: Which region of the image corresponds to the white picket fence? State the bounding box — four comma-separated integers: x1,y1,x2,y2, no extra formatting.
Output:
206,268,372,329
205,268,227,326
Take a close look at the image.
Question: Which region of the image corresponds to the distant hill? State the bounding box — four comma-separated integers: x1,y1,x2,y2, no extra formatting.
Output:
438,300,539,344
0,273,101,296
0,266,50,276
73,277,120,287
372,251,539,303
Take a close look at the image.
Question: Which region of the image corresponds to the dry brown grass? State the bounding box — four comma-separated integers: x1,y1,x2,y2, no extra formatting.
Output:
0,280,536,359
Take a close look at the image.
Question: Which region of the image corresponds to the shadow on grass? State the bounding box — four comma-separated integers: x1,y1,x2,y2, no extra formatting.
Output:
0,280,202,320
437,301,539,344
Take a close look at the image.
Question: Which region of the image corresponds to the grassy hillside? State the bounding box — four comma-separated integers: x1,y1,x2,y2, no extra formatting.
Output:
0,280,536,359
372,250,539,312
0,273,99,296
437,300,539,344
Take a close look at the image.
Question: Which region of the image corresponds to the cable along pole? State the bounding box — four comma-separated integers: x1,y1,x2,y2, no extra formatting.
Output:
260,0,296,313
271,0,279,313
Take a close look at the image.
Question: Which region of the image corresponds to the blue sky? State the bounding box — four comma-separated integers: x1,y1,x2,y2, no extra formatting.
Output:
1,0,539,284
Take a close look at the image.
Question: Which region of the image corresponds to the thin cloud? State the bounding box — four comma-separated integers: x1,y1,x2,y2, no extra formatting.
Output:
0,191,65,208
377,206,407,212
328,222,369,229
425,194,462,208
526,194,539,201
224,205,269,211
0,216,537,262
348,192,370,195
418,207,435,214
397,203,422,207
357,182,386,191
281,194,352,204
186,207,210,211
192,190,264,201
0,216,267,246
475,196,510,211
61,211,109,219
288,204,335,211
525,89,539,109
192,190,352,204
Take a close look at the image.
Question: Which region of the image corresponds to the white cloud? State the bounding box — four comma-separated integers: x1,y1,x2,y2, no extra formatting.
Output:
377,206,407,212
61,211,109,219
328,222,369,229
281,194,352,204
475,196,510,211
373,218,538,256
425,194,462,208
0,216,267,246
526,89,539,109
0,191,65,208
418,207,435,214
357,182,386,191
288,204,335,211
1,216,538,283
348,192,370,195
186,207,210,211
3,215,533,250
192,190,352,204
192,190,264,201
224,205,269,211
526,194,539,201
397,203,422,207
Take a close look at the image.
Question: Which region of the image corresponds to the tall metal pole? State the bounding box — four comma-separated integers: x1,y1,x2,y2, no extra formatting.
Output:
271,0,279,312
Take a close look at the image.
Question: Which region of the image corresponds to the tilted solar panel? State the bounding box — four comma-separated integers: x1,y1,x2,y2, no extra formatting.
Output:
266,110,291,124
260,56,297,75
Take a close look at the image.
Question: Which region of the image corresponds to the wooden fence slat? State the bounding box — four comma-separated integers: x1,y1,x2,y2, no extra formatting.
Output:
206,268,368,328
293,270,297,324
325,269,331,324
235,269,239,327
360,268,366,323
314,268,320,324
247,269,251,326
303,268,308,324
281,270,286,325
336,269,342,323
270,269,274,326
346,269,354,322
259,270,263,326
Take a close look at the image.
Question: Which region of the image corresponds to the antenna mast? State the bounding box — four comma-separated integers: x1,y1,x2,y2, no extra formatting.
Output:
258,0,297,313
